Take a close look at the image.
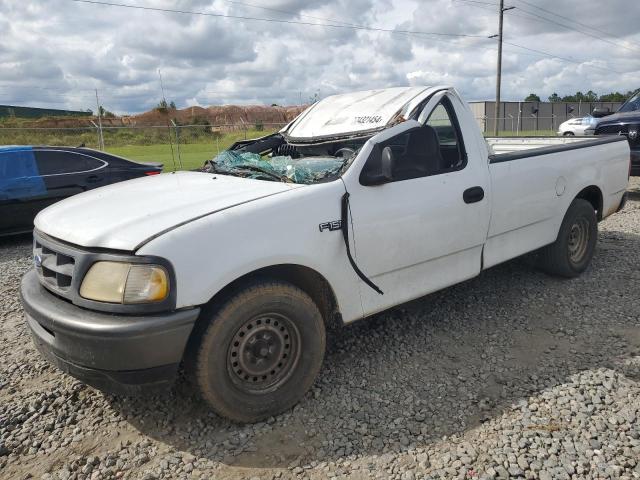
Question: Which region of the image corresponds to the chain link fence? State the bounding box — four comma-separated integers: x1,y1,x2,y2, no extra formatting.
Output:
0,123,288,148
0,117,582,170
476,116,572,136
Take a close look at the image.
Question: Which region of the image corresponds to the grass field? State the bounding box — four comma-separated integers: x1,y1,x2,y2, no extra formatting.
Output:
107,128,278,171
108,143,218,171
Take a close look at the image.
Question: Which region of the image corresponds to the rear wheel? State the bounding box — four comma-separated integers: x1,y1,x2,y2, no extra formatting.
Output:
537,199,597,277
193,281,325,422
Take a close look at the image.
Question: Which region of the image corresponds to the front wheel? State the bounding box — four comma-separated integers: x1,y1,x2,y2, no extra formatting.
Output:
537,198,597,278
193,281,326,422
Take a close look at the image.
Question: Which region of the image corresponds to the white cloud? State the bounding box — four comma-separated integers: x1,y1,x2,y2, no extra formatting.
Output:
0,0,638,113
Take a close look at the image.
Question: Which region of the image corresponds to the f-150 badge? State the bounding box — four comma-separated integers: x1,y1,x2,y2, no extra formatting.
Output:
319,220,342,232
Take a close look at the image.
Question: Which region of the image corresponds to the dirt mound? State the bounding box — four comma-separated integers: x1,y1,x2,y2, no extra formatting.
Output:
12,105,307,129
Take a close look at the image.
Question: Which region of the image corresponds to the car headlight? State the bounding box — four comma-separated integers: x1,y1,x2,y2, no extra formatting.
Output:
79,261,169,304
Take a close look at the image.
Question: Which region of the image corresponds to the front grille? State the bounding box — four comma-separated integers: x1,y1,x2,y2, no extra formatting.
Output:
34,233,77,298
596,124,628,135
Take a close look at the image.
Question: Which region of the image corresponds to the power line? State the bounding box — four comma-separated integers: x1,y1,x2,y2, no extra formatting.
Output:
68,0,487,38
501,40,624,74
514,0,640,49
67,0,632,75
507,1,640,53
451,0,630,73
220,0,362,28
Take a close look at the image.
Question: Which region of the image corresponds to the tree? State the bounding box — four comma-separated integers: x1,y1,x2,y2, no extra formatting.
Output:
156,99,177,112
98,106,115,118
548,93,561,103
524,93,540,102
585,91,597,102
156,99,169,113
599,91,629,102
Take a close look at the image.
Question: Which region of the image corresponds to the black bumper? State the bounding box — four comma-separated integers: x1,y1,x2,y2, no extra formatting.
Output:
20,269,200,394
631,149,640,176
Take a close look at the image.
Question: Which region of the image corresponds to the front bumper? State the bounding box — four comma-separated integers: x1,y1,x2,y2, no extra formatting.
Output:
20,269,200,394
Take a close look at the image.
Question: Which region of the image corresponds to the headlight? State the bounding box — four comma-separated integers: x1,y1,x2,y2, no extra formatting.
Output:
80,261,169,304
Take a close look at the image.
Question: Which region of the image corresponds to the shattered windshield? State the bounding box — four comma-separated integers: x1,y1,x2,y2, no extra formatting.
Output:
207,151,345,184
204,134,364,184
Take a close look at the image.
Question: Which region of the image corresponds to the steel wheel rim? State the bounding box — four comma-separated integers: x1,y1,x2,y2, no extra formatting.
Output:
227,313,301,393
568,217,590,264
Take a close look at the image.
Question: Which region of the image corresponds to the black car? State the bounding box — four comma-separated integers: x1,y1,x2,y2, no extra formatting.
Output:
0,146,163,235
594,89,640,176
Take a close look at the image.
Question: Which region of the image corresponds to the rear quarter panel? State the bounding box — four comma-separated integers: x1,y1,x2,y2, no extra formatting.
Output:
484,138,629,268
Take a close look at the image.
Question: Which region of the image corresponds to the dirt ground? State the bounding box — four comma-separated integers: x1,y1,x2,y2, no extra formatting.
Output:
1,179,639,480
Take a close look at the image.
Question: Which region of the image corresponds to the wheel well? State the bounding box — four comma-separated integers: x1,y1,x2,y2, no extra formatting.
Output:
198,264,342,331
575,185,603,221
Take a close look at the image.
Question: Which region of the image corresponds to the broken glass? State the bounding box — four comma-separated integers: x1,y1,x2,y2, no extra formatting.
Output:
209,150,345,184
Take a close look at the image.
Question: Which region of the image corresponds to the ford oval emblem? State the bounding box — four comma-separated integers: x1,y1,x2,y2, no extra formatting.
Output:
34,254,42,268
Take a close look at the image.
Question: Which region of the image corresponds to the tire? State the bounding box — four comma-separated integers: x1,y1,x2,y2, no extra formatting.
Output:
537,198,597,278
563,131,575,136
193,281,326,422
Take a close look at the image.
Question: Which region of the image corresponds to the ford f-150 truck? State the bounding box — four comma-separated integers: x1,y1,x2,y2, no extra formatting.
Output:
20,86,630,422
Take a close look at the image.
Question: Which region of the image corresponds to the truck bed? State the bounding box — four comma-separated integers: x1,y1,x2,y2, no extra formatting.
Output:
486,136,601,155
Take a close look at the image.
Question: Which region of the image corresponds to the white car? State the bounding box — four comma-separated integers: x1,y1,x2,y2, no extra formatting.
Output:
557,116,598,136
21,86,630,422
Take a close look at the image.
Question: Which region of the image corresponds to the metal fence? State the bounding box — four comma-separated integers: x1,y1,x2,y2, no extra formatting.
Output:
0,117,567,151
476,116,578,136
0,116,589,171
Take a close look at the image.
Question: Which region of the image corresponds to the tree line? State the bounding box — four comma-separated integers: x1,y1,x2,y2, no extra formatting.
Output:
523,90,635,103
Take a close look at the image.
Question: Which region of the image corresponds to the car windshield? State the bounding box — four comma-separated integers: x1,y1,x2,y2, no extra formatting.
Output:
206,150,348,185
619,91,640,112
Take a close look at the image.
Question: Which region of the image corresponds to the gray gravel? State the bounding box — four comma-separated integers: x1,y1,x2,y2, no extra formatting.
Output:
1,178,639,480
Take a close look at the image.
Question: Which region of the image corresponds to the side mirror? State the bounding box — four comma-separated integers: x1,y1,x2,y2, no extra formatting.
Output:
360,145,395,186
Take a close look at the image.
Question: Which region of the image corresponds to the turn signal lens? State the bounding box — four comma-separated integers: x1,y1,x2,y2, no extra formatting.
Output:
123,265,169,303
79,261,169,304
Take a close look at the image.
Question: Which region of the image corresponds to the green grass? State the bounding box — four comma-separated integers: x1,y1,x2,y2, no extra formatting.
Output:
107,143,217,171
105,128,278,171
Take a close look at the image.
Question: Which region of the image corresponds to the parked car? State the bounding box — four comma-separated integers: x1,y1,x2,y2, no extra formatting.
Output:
20,86,630,422
594,88,640,175
557,116,598,136
0,146,162,235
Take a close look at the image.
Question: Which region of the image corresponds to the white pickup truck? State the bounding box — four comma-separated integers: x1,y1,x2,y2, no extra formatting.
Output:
21,86,630,422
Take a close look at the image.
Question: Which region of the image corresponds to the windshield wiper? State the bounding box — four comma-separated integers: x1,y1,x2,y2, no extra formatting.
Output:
233,164,292,183
206,160,291,183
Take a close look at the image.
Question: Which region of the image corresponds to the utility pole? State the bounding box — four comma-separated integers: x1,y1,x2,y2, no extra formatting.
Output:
94,88,104,150
491,1,514,136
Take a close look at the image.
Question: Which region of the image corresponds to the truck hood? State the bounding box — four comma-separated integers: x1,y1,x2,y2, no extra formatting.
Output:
35,171,302,251
596,111,640,125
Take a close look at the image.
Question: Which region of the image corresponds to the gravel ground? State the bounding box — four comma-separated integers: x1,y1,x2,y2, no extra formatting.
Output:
1,178,639,480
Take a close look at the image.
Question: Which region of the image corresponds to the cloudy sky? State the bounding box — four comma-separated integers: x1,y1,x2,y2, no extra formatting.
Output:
1,0,639,113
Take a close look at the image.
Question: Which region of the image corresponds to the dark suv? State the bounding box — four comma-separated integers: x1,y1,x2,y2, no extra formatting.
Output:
0,146,162,236
595,89,640,176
